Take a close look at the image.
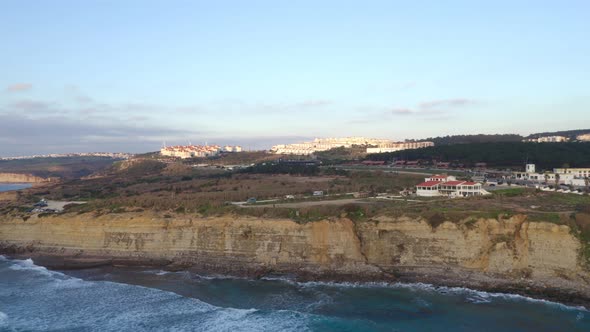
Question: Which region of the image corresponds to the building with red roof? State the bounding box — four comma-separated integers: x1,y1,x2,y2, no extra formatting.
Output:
416,175,489,197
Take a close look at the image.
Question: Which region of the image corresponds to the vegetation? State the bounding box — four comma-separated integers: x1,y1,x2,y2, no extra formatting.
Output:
366,142,590,169
314,146,368,163
423,129,590,145
241,163,320,176
0,156,120,179
424,134,522,146
524,129,590,140
492,188,527,197
3,156,590,257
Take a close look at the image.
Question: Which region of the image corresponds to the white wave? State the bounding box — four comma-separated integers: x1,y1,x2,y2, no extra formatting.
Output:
8,258,55,277
189,273,250,281
261,278,588,312
389,282,589,312
195,307,310,332
86,283,310,332
139,269,174,276
5,258,88,289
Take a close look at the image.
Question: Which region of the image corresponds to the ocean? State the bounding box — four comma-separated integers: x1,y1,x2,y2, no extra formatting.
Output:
0,183,32,193
0,255,588,332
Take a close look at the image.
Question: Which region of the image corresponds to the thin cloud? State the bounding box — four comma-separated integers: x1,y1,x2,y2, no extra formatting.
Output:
419,98,477,109
295,99,332,108
75,95,94,104
389,107,447,117
0,113,210,156
5,83,32,92
10,99,56,112
390,108,415,115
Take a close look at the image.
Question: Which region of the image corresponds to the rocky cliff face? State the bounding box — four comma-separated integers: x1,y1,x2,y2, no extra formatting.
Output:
0,173,49,183
1,212,589,304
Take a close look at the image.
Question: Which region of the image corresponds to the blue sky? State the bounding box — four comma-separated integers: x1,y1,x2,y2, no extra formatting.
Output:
1,0,589,155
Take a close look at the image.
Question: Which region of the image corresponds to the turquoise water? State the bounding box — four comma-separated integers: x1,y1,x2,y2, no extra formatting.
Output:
0,183,32,192
0,256,588,331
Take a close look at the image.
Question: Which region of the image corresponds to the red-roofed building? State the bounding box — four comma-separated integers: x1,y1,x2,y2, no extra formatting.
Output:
416,181,442,197
361,160,386,166
437,162,451,169
416,178,489,197
425,174,457,182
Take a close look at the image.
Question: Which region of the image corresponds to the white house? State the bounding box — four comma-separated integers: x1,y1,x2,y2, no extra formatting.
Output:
425,175,457,182
554,168,590,178
416,175,488,197
416,181,441,197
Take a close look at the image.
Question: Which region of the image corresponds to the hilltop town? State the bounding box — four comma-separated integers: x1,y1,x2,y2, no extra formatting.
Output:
270,137,434,155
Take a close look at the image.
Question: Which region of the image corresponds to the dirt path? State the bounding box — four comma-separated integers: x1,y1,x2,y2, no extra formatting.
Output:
241,198,372,208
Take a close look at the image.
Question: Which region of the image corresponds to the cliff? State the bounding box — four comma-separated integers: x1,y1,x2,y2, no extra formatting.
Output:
0,172,49,183
1,212,589,305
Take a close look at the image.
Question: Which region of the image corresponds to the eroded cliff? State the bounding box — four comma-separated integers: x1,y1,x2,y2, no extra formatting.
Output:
0,173,49,183
1,212,589,304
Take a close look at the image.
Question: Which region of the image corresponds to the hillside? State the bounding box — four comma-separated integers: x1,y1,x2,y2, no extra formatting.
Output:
367,141,590,169
0,156,121,179
424,134,523,146
525,129,590,140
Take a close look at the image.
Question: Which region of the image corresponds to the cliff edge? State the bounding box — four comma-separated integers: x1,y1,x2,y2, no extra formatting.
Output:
0,172,50,183
1,212,589,306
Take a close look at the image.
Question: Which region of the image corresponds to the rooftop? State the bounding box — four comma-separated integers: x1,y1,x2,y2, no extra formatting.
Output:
416,181,441,187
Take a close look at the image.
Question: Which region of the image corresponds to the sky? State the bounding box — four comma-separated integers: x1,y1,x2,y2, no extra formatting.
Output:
1,0,589,156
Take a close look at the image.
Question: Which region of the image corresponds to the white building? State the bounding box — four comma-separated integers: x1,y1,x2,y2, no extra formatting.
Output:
524,136,569,143
425,174,457,182
161,144,242,159
577,134,590,141
526,164,536,173
271,137,396,155
554,168,590,178
366,141,434,154
512,164,589,186
223,145,243,152
416,175,488,197
416,181,442,197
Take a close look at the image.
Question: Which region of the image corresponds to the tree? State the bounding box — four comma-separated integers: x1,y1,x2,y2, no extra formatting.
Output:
585,177,589,194
544,173,550,185
554,173,560,188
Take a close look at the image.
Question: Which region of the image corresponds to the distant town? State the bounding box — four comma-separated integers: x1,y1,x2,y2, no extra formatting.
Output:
0,152,134,161
270,137,434,155
523,133,590,143
160,145,243,159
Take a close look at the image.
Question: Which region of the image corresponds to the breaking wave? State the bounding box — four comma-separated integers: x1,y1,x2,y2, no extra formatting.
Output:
1,256,588,331
0,257,311,331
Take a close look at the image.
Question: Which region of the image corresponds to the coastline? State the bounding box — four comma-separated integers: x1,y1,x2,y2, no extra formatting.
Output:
1,212,589,309
0,183,33,193
4,251,589,309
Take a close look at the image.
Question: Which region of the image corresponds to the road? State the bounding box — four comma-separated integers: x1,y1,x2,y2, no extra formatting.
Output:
238,198,372,208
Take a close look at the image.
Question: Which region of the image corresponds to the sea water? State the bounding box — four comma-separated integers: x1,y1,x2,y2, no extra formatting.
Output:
0,183,32,193
0,256,588,332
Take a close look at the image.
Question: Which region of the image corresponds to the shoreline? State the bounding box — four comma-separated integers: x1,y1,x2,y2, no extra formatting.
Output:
0,183,33,192
4,252,589,309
